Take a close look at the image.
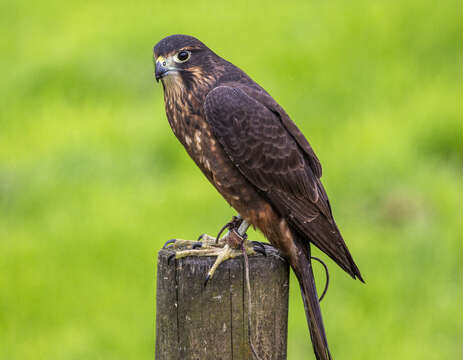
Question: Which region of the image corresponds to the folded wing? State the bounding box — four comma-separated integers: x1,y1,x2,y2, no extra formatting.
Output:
204,85,362,281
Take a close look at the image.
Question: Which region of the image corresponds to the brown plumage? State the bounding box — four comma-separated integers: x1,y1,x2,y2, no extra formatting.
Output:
154,34,363,360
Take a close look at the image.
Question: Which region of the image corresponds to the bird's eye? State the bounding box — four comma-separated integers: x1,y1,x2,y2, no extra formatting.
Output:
174,51,191,63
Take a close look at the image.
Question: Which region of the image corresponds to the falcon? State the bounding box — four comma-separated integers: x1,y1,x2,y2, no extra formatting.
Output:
153,34,363,360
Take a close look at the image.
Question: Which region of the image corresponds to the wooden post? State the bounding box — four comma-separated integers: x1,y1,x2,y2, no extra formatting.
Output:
155,244,290,360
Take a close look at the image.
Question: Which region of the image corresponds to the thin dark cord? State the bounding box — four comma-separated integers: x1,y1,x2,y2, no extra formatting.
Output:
241,237,264,360
310,256,330,302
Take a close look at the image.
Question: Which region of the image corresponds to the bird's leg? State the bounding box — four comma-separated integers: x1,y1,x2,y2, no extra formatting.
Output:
202,219,256,284
164,217,266,284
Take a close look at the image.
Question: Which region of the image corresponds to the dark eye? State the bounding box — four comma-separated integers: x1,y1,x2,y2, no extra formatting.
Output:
174,50,191,63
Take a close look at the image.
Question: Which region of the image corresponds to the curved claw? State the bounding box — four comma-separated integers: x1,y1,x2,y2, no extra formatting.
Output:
252,241,267,257
163,239,177,249
204,274,211,287
192,242,203,249
197,233,206,241
167,253,176,265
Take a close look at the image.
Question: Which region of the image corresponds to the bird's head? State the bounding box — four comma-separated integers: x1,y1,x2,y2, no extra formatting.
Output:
153,35,220,94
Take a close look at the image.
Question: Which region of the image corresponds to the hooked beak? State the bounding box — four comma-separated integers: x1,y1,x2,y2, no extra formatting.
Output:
155,55,180,83
155,61,169,82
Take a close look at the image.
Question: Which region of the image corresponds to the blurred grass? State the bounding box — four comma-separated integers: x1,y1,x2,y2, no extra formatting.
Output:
1,0,463,358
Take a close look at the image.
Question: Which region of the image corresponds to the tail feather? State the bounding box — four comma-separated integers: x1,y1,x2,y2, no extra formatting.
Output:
292,239,332,360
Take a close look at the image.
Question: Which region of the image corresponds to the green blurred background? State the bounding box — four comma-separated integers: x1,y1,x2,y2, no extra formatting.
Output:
1,0,462,358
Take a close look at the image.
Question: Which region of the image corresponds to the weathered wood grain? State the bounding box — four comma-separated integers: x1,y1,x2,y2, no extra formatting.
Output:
155,244,289,360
